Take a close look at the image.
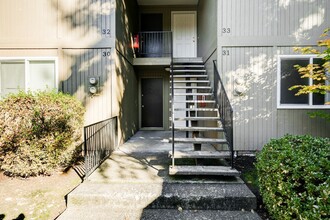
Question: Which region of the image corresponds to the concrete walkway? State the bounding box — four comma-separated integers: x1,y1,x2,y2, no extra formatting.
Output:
58,131,261,220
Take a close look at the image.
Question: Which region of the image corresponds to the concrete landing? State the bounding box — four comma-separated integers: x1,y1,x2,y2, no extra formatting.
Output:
58,131,261,220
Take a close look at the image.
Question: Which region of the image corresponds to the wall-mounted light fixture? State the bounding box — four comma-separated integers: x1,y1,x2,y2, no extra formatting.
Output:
234,77,246,96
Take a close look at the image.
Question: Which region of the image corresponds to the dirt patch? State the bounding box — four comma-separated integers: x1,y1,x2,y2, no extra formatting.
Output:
0,168,81,220
234,156,270,220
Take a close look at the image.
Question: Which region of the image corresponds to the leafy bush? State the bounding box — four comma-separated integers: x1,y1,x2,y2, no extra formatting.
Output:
256,135,330,220
0,91,85,177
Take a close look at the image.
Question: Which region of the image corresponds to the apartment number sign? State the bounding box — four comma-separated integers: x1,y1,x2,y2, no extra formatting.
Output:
102,51,111,57
102,29,111,35
222,28,231,34
222,50,230,56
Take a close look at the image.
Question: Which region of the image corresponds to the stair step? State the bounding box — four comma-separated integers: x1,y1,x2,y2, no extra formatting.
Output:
172,86,212,89
172,126,224,131
63,181,256,213
172,69,206,73
169,150,230,159
169,137,227,144
170,93,213,96
171,80,210,83
173,108,218,111
171,75,208,78
141,210,261,220
175,117,220,121
169,165,240,176
173,58,203,64
172,65,205,68
172,100,215,104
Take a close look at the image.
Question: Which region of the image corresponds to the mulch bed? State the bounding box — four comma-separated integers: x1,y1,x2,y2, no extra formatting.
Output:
234,156,271,220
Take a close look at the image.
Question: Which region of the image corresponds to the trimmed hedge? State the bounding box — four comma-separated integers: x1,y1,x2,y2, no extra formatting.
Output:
256,135,330,220
0,91,85,177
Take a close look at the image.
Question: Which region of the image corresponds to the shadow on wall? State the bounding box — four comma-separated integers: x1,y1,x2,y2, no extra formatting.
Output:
220,0,330,150
48,0,139,143
50,0,115,122
114,0,139,142
115,49,138,142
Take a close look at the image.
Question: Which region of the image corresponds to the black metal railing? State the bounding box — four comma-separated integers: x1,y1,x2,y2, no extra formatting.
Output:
84,117,118,178
213,61,234,168
136,31,172,57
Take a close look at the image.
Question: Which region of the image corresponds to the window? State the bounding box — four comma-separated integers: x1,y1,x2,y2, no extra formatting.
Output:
278,55,330,109
0,58,57,98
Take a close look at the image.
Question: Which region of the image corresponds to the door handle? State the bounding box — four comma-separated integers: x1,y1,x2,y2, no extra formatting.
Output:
142,105,144,108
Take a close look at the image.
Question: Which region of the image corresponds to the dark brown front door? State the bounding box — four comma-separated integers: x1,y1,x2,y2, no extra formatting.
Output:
141,78,163,128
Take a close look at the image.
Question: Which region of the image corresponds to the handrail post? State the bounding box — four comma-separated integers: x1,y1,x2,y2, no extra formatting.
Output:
171,31,175,168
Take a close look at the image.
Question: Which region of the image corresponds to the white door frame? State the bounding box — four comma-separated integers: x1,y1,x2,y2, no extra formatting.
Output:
171,11,197,58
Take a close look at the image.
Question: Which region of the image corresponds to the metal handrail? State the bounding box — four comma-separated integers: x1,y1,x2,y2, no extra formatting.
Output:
213,61,234,168
84,117,118,179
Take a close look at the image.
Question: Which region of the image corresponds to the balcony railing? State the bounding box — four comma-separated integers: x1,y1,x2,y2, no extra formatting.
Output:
136,31,172,57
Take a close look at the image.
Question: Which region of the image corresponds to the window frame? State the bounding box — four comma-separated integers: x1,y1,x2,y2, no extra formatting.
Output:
277,55,330,109
0,57,58,97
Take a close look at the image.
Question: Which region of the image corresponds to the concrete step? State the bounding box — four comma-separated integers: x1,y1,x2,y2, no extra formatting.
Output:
169,166,240,176
146,182,254,210
171,75,208,78
169,150,231,159
169,137,227,144
61,181,255,214
174,116,220,121
173,108,218,112
58,206,260,220
172,86,212,89
57,207,142,220
141,209,262,220
172,126,224,131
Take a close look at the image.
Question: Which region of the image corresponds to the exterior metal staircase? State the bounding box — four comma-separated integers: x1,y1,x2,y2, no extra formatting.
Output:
169,58,240,176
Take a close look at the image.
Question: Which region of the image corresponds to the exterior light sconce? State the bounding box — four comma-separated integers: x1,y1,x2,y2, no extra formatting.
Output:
234,78,246,96
88,76,100,95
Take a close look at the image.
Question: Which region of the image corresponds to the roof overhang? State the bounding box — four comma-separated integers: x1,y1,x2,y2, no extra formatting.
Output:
137,0,199,6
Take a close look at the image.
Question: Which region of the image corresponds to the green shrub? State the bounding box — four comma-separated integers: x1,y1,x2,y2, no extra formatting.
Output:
0,91,85,177
256,135,330,220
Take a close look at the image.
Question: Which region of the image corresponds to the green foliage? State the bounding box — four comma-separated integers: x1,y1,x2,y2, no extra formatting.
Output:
256,135,330,220
291,29,330,121
0,91,85,177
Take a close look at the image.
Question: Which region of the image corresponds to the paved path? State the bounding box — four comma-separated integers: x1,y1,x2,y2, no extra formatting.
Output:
58,131,261,220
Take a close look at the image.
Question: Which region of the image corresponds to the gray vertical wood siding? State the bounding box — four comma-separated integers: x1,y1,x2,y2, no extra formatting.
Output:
218,0,330,151
61,48,113,125
221,0,274,37
0,0,117,123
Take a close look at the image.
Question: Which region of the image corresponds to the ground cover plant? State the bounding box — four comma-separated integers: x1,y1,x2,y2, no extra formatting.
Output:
256,135,330,220
0,91,85,177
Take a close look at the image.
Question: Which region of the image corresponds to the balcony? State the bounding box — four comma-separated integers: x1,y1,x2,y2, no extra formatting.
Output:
134,31,172,66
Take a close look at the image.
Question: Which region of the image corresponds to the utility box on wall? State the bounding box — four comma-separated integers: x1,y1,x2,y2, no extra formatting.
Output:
88,76,100,95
